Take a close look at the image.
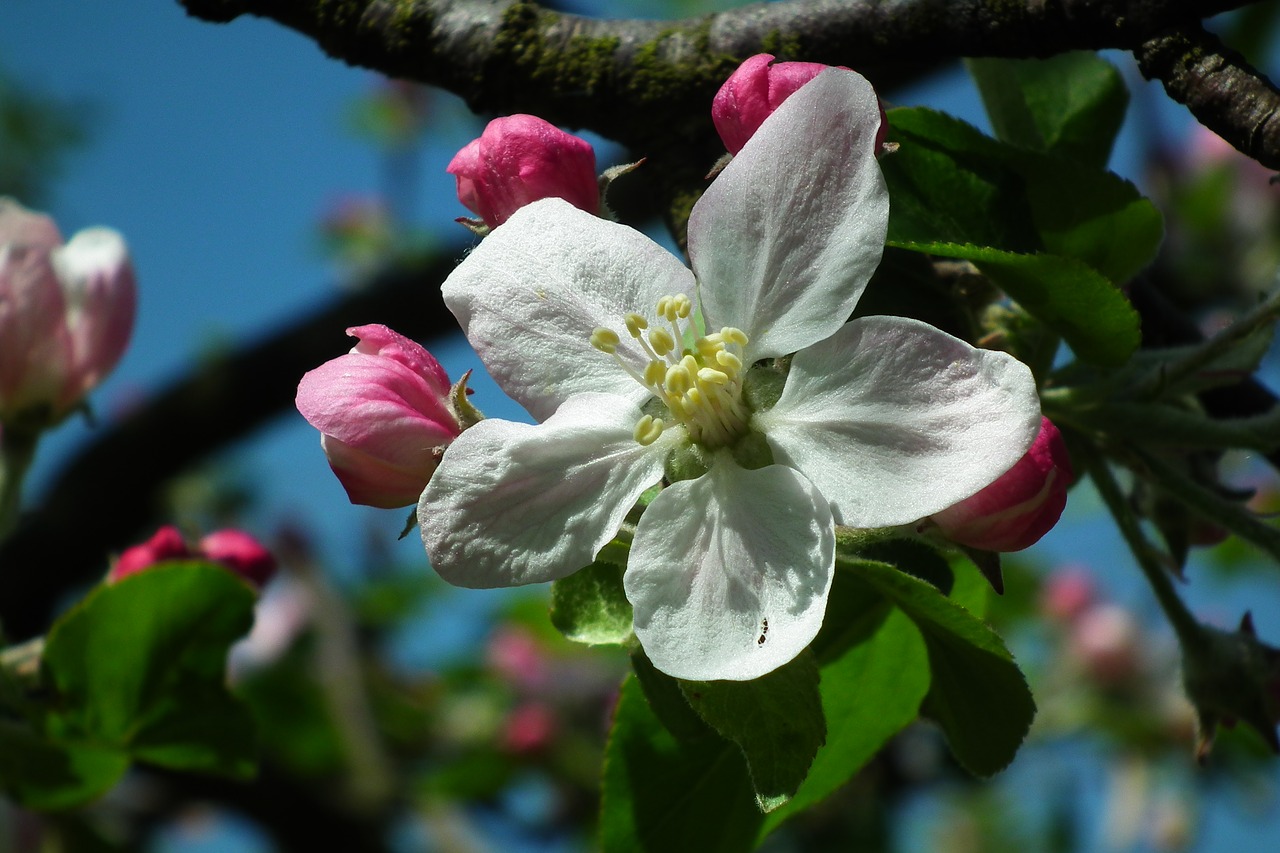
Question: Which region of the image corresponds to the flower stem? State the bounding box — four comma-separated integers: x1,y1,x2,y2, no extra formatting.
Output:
1082,447,1204,647
0,428,39,545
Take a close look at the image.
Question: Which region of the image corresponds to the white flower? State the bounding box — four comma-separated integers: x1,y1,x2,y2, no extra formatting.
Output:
418,70,1041,681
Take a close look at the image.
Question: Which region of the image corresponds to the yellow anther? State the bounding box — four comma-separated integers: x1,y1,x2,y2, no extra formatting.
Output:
666,364,692,396
696,337,722,359
591,327,620,354
716,350,743,374
625,313,648,337
656,296,671,319
680,354,699,376
671,294,692,319
698,367,730,386
633,414,665,446
643,360,666,388
721,327,749,346
648,328,676,356
685,387,705,409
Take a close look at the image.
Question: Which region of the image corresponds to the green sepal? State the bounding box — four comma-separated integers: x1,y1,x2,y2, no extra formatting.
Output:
549,556,633,646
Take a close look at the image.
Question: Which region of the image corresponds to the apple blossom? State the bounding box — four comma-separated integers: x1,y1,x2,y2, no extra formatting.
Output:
713,54,888,155
929,416,1071,552
109,525,277,588
296,324,463,508
0,198,136,429
447,115,599,228
418,68,1041,682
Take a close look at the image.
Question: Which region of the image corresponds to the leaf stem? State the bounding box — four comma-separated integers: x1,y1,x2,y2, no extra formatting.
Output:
1127,443,1280,564
1132,286,1280,400
1082,448,1204,647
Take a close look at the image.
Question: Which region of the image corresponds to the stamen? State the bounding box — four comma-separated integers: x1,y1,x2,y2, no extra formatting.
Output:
698,367,730,385
588,294,754,450
591,327,620,354
633,414,665,446
716,350,743,373
648,328,676,356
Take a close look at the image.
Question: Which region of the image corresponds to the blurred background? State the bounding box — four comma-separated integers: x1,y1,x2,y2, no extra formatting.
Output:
3,0,1280,850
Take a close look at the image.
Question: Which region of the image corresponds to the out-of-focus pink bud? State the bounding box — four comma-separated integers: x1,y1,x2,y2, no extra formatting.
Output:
447,115,599,228
487,626,550,691
110,526,192,581
1039,565,1096,623
296,324,462,508
930,416,1072,552
200,529,278,588
0,199,136,428
712,54,889,155
1070,604,1143,686
501,702,557,754
109,525,277,589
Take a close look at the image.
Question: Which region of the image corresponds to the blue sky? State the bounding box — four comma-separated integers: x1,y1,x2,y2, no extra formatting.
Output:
5,2,1280,849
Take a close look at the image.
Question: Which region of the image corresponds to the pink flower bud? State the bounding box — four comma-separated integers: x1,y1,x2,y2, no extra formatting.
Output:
1069,604,1143,686
199,529,278,588
447,115,599,228
930,416,1072,552
1039,565,1096,623
110,525,192,581
713,54,889,156
0,199,136,427
108,525,277,588
296,324,462,508
501,702,557,754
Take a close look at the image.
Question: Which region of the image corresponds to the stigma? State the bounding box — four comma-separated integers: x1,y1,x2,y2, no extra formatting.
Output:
591,294,752,449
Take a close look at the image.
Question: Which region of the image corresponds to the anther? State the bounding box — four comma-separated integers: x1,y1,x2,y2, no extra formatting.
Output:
648,328,676,356
625,313,648,337
715,350,742,373
698,367,730,385
721,327,749,346
643,360,666,388
591,327,620,354
633,414,665,446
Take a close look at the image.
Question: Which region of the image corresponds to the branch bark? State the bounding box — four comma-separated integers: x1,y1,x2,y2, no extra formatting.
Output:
1137,24,1280,170
178,0,1251,146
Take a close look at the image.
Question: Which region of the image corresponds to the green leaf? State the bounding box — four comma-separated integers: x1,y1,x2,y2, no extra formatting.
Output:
680,653,825,812
762,598,929,834
882,109,1041,252
968,53,1128,168
42,563,259,778
601,674,762,853
0,719,128,811
887,241,1139,366
550,559,633,645
883,108,1151,365
851,560,1034,776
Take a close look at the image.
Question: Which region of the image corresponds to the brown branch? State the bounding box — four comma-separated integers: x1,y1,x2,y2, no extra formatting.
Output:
1137,24,1280,170
177,0,1251,151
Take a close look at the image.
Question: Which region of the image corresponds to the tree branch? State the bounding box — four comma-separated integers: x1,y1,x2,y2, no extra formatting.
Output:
1137,24,1280,170
177,0,1249,144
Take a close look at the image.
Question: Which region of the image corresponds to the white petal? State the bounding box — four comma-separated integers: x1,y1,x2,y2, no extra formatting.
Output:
419,392,672,588
690,69,889,359
442,198,696,421
755,316,1042,528
625,461,834,681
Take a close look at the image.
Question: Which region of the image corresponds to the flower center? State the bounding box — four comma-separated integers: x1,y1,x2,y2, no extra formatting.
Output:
591,293,752,449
